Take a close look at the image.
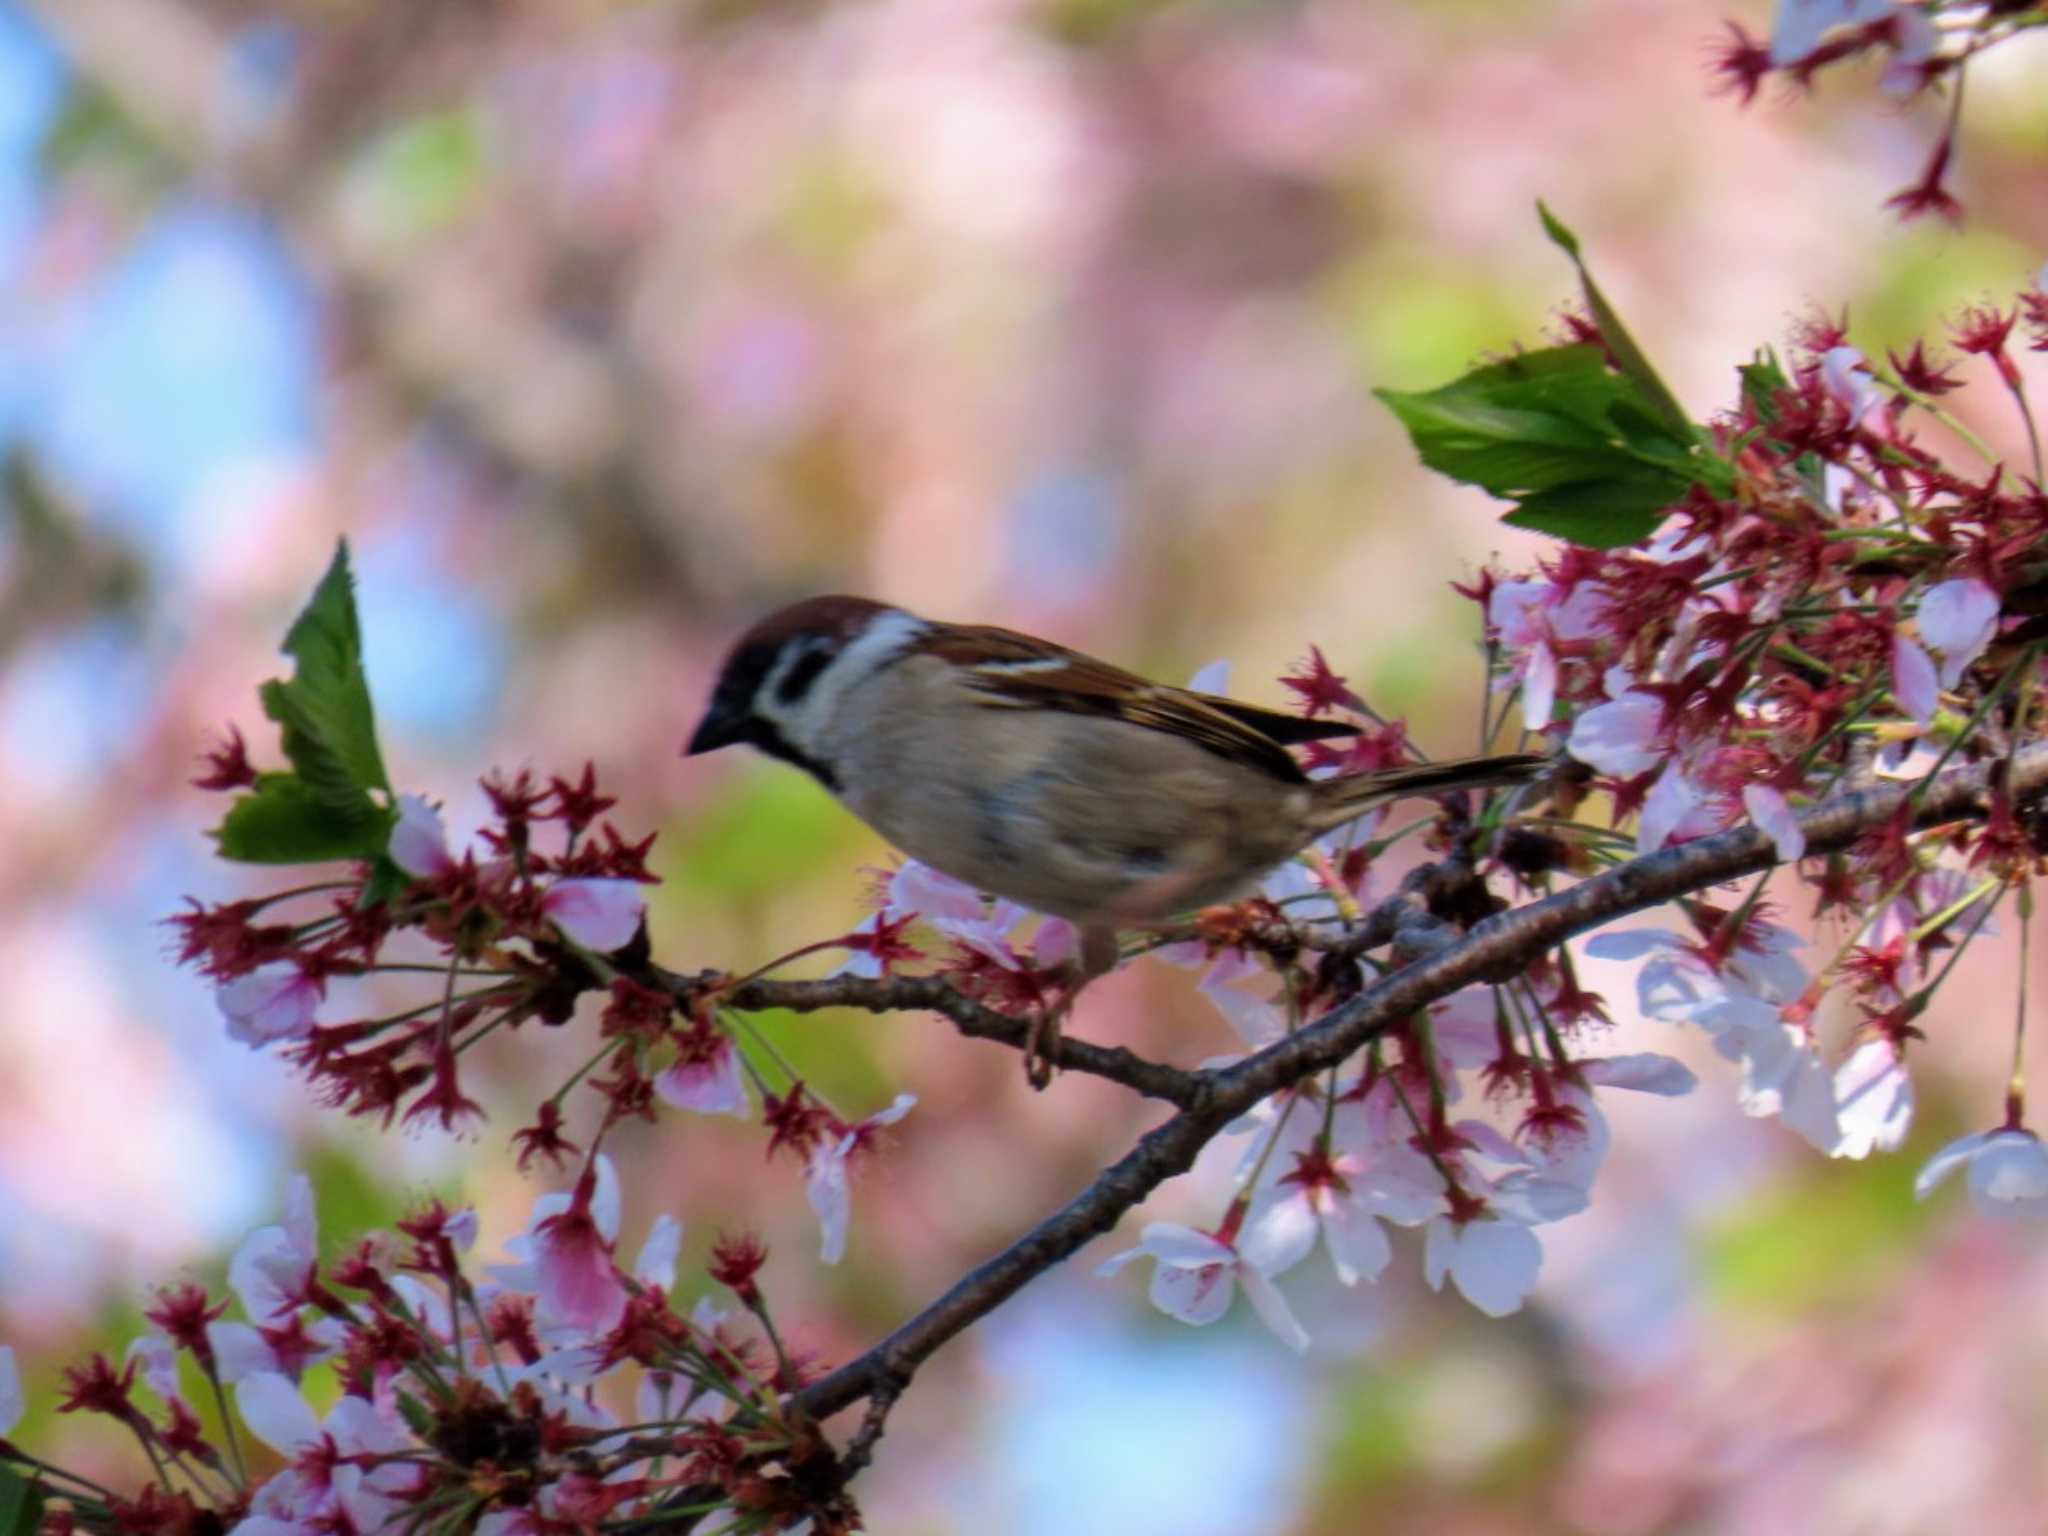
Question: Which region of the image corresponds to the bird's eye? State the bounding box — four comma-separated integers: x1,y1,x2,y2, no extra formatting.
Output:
776,644,833,705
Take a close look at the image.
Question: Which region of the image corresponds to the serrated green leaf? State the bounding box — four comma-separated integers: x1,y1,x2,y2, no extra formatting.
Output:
1501,475,1683,547
213,773,394,865
0,1466,45,1536
265,541,390,801
1536,201,1694,442
1377,343,1701,548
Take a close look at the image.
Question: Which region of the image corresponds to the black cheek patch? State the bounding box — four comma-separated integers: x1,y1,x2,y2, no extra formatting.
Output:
776,645,833,705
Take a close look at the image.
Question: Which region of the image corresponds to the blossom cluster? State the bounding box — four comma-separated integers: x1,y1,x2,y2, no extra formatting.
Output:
1714,0,2048,223
0,1171,866,1536
1086,275,2048,1343
176,752,918,1273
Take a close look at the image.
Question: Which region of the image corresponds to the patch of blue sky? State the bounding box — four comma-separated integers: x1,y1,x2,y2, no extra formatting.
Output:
0,615,156,797
969,1278,1313,1536
356,530,507,743
34,202,317,574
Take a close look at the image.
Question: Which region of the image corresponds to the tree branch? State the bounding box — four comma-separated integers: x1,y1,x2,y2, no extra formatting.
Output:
791,742,2048,1424
646,966,1206,1106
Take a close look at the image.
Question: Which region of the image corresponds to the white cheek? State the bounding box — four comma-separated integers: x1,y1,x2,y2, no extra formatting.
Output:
758,610,927,755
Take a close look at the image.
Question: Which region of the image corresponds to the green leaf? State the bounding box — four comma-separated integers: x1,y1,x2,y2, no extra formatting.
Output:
0,1466,45,1536
267,540,390,800
1501,474,1682,547
1378,342,1720,548
213,773,395,865
1536,200,1694,442
1738,345,1791,425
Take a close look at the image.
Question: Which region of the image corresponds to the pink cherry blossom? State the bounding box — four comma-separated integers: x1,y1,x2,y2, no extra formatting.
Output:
655,1034,748,1117
1097,1222,1310,1352
1917,577,1999,689
534,1179,628,1337
388,793,456,879
541,878,645,951
216,963,323,1047
1915,1127,2048,1215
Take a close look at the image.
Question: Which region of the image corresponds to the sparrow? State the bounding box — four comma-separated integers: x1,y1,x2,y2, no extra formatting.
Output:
686,595,1546,1083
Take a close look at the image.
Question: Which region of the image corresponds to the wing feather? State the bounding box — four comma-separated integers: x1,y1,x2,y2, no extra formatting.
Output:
917,625,1355,783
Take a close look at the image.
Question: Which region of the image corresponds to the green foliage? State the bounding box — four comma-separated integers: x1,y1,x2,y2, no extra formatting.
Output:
215,774,394,866
213,541,396,865
1701,1138,1932,1314
0,1466,45,1536
1377,206,1732,548
1376,344,1703,548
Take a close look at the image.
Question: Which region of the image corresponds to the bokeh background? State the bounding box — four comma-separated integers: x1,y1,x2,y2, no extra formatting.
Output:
3,1,2048,1531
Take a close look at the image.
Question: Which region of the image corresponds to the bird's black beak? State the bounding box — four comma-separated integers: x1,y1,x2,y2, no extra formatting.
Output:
685,699,748,757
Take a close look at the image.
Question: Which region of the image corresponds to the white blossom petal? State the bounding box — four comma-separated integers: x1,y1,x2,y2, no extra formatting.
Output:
1831,1039,1915,1159
1891,632,1939,725
1743,784,1806,863
1148,1258,1235,1327
1235,1265,1311,1353
1322,1201,1393,1287
1578,1053,1698,1096
1240,1189,1318,1279
1568,691,1666,778
1967,1131,2048,1214
237,1371,322,1454
635,1215,683,1291
1918,578,1999,689
1448,1220,1544,1317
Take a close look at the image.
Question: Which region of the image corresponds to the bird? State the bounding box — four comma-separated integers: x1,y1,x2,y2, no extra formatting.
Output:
686,595,1547,1084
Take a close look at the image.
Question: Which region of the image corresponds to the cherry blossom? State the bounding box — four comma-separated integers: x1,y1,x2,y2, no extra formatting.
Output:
1742,785,1805,863
541,877,646,951
1096,1223,1310,1352
806,1094,916,1264
655,1031,748,1116
1422,1217,1544,1318
216,963,323,1047
1568,678,1667,778
1915,1128,2048,1216
1917,578,2000,690
388,793,456,879
1830,1037,1915,1160
1891,631,1940,725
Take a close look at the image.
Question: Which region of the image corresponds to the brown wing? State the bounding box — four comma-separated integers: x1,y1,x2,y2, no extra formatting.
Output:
917,624,1356,783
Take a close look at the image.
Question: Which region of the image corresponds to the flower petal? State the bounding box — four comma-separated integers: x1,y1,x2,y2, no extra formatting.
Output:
1235,1265,1311,1353
1743,784,1806,863
1913,1129,1990,1200
1891,632,1939,725
542,879,646,952
389,794,456,879
1578,1053,1698,1096
1445,1220,1543,1317
1918,577,1999,688
237,1371,322,1455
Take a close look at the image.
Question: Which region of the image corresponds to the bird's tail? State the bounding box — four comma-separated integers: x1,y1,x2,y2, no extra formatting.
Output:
1309,751,1549,830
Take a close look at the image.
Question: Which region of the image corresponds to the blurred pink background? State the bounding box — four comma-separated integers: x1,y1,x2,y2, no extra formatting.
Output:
2,1,2047,1530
